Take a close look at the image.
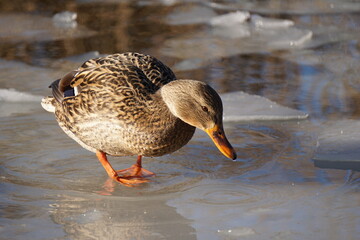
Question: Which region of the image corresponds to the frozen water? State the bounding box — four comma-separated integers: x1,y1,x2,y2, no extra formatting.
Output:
162,8,318,61
211,24,250,39
209,11,250,27
162,25,313,61
0,88,42,102
251,14,294,28
166,5,217,25
221,91,308,121
52,11,77,29
263,28,313,47
53,11,77,23
61,51,104,64
0,58,72,94
205,0,360,14
0,1,359,239
0,102,42,118
168,173,360,240
313,120,360,171
0,89,43,117
172,58,205,71
0,13,95,42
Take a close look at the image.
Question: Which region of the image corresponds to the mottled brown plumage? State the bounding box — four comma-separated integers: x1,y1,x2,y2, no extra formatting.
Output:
41,52,236,186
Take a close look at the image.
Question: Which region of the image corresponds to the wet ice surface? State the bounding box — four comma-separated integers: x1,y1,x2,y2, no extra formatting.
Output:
0,13,95,42
1,0,360,239
221,91,308,121
314,120,360,171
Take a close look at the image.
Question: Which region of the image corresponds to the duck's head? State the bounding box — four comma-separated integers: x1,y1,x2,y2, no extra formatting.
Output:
161,80,237,160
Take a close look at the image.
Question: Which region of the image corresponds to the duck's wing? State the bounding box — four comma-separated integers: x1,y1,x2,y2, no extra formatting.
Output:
50,52,176,104
79,52,176,88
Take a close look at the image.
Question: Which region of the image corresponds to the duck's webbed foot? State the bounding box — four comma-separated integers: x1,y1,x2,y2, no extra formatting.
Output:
96,151,155,187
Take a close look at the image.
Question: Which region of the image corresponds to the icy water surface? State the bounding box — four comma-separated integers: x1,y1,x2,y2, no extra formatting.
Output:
1,1,360,239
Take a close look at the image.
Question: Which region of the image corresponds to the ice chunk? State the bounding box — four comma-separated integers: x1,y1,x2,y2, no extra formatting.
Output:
172,58,206,71
0,88,42,102
211,24,250,39
264,28,313,47
251,14,294,28
0,102,42,118
0,58,71,95
204,2,237,11
313,120,360,171
167,5,217,25
209,11,250,27
220,91,308,121
217,227,256,237
0,88,43,117
52,11,77,29
0,13,95,42
204,0,360,14
162,16,313,60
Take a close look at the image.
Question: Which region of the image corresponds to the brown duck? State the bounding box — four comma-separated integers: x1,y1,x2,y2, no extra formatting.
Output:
41,52,236,186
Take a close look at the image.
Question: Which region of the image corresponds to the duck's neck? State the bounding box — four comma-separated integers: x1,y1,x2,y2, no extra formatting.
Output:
151,89,178,123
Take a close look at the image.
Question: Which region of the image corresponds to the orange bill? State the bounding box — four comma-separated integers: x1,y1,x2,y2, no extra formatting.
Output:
205,125,237,160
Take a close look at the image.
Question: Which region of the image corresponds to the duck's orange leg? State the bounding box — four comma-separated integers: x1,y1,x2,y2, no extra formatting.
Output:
96,151,154,187
117,155,155,178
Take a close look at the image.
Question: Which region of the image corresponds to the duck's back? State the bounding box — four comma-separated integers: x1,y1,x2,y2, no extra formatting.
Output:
48,53,195,157
77,52,175,90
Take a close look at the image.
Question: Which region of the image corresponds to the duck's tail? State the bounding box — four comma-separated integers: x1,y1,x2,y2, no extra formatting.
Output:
41,96,56,112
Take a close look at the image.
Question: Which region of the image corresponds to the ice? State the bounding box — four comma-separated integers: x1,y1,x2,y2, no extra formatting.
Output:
61,51,104,64
0,89,42,102
162,11,314,60
220,91,308,121
204,2,237,11
263,28,313,47
0,13,95,42
0,58,69,95
211,24,250,39
217,227,256,237
172,58,205,71
167,177,359,240
52,11,77,29
251,14,294,29
0,102,42,118
0,89,43,117
313,120,360,171
205,0,360,14
166,5,217,25
209,11,250,27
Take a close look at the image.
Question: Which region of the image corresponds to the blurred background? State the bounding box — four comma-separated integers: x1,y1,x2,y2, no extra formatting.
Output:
0,0,359,239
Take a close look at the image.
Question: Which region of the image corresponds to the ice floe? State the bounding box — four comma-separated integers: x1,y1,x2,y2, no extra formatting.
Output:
0,89,43,117
52,11,78,29
209,11,250,27
204,0,360,14
221,91,308,121
313,120,360,171
163,11,314,67
211,23,250,39
0,88,42,102
0,13,95,42
264,28,313,48
251,14,294,29
166,5,217,25
0,58,69,94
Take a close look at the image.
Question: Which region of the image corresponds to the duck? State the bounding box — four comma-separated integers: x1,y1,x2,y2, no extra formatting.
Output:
41,52,236,186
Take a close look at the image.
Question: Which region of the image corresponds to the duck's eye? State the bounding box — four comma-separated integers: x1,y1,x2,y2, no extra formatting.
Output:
201,106,209,112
